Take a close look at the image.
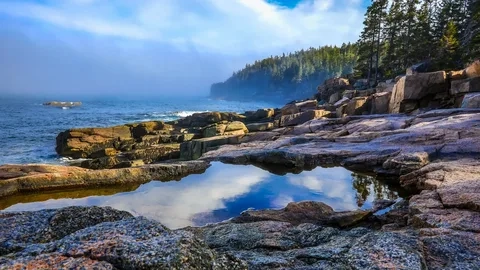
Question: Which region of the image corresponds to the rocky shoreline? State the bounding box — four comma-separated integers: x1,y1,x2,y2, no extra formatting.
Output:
1,63,480,269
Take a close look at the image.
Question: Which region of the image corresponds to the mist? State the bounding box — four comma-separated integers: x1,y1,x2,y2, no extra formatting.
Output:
0,24,257,99
0,0,365,99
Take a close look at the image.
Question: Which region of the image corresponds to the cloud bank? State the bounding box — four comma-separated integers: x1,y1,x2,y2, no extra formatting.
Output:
0,0,366,97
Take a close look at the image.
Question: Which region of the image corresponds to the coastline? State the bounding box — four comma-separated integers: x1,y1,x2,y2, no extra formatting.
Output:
2,66,480,268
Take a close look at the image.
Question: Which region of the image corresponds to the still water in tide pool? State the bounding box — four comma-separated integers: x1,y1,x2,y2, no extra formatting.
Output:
0,163,400,229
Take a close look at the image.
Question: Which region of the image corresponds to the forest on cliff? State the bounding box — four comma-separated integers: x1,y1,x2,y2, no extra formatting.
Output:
211,0,480,101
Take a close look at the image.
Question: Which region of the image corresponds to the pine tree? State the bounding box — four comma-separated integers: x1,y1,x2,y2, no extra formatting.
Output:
463,0,480,61
414,0,435,62
438,20,461,69
383,0,404,77
355,0,388,85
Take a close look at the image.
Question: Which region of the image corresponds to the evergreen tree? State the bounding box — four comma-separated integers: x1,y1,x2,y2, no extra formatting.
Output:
383,0,405,77
210,44,358,100
414,0,435,62
438,21,462,68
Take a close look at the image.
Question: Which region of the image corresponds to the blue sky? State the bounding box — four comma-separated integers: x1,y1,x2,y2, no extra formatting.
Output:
0,0,369,97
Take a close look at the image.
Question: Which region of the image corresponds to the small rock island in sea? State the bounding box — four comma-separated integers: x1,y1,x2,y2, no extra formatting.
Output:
43,101,82,108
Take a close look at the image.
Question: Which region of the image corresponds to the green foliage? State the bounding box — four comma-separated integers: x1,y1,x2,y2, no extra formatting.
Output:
356,0,473,79
211,44,358,100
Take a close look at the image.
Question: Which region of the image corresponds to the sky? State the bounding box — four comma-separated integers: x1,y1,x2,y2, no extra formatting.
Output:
0,0,369,98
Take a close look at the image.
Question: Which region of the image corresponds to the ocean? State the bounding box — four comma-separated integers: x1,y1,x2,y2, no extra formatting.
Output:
0,96,402,227
0,96,279,165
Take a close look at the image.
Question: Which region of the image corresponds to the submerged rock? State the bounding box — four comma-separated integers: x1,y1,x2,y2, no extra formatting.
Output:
43,101,82,107
231,201,371,228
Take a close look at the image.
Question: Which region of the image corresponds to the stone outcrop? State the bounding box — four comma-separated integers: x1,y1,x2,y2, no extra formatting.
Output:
180,135,243,160
43,101,82,107
371,91,392,114
246,122,274,132
201,109,480,175
462,93,480,108
0,207,246,269
389,71,448,113
231,201,371,228
11,67,480,269
56,125,134,158
465,59,480,78
279,110,330,127
203,121,248,137
4,201,480,269
450,77,480,96
0,161,209,198
316,77,353,101
56,114,252,169
174,112,246,128
280,99,318,116
245,108,276,122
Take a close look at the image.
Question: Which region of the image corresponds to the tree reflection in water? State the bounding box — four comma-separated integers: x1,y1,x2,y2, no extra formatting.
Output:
351,173,397,208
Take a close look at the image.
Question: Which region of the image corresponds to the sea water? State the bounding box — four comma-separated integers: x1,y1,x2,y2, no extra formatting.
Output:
0,96,278,164
1,162,401,229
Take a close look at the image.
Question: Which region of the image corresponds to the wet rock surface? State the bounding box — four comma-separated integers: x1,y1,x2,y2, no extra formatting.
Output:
0,161,209,198
6,68,480,268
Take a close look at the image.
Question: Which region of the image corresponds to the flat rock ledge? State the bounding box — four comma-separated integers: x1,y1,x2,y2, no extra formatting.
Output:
2,200,479,269
0,161,209,198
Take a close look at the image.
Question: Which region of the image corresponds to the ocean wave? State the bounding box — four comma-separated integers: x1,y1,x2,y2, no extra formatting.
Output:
139,111,209,120
174,110,208,117
58,157,90,163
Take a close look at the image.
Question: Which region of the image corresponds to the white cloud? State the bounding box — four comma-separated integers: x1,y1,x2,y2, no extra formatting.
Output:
286,167,359,210
0,0,365,55
4,164,271,229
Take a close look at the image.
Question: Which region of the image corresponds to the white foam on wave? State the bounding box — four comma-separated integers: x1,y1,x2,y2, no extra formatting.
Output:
58,157,90,163
174,111,208,117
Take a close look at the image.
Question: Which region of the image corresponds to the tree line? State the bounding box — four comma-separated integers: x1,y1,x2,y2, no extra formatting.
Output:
356,0,479,85
211,0,480,100
210,44,357,100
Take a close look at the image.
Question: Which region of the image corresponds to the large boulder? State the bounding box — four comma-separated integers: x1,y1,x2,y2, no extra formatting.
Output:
450,77,480,96
203,121,248,138
334,97,350,107
175,112,246,128
389,71,448,113
461,93,480,108
344,97,371,116
448,69,467,80
246,108,275,122
246,122,274,132
180,135,243,160
231,201,371,228
316,77,353,101
279,110,330,127
56,126,134,158
281,100,317,116
371,92,392,114
128,121,172,139
465,59,480,78
328,92,341,104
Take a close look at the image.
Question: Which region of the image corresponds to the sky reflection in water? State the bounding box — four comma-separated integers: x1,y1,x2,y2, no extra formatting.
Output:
2,162,398,229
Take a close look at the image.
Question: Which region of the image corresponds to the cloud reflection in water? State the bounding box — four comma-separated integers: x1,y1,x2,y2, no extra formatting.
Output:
3,163,398,229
